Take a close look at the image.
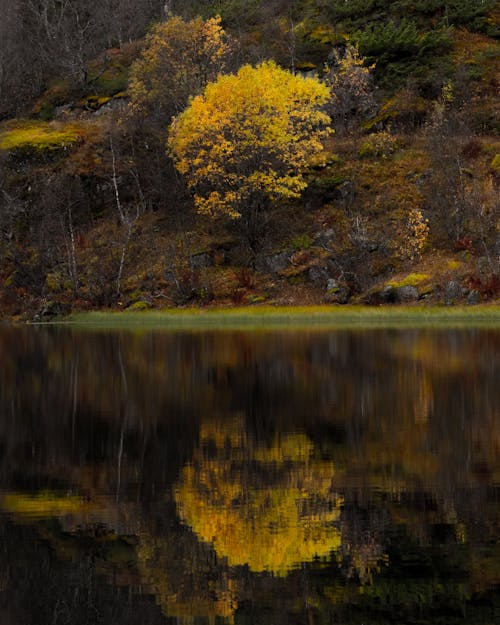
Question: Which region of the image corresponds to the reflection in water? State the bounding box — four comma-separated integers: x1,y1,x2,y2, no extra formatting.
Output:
175,417,342,575
0,325,498,624
0,491,89,519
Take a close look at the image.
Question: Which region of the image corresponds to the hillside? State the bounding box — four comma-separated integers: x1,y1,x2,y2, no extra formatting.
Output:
0,0,499,319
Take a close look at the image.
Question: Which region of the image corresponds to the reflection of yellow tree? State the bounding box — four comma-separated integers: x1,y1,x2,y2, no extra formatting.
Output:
175,418,342,576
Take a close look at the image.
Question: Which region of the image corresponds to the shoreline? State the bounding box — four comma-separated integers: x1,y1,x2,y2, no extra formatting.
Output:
22,304,500,330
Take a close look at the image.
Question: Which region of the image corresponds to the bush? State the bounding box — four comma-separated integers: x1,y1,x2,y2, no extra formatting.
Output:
359,131,398,158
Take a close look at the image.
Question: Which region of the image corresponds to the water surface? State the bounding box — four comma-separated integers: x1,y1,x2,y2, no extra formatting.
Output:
0,326,499,624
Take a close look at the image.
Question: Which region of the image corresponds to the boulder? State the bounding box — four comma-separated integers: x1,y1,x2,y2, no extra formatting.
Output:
395,285,419,303
190,252,213,269
467,289,481,305
255,251,291,274
477,256,491,275
444,280,462,305
326,278,339,292
308,265,330,285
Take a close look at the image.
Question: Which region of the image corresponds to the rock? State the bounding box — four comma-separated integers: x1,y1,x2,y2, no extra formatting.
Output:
255,251,291,274
190,252,213,269
444,280,462,305
477,256,491,275
467,289,481,305
308,265,329,285
53,104,72,119
395,285,419,303
94,98,127,116
326,278,339,292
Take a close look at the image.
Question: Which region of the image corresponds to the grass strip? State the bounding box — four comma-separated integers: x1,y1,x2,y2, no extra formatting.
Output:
47,305,500,331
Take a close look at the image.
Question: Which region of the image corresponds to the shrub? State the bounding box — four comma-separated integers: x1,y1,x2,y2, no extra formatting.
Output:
359,131,398,158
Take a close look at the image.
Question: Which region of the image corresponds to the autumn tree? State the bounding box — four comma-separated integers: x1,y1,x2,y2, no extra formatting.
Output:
129,15,232,127
168,61,331,249
325,44,375,133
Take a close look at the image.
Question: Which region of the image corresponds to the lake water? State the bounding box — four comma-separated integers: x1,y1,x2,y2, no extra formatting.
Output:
0,325,499,624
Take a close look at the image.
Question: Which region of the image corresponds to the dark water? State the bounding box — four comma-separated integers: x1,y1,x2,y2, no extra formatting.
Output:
0,325,499,625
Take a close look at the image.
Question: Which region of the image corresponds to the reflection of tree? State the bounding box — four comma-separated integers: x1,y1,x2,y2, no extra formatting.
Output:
175,418,343,576
0,326,499,623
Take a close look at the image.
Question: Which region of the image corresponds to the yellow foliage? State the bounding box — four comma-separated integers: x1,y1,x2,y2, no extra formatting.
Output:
129,15,231,121
359,130,398,159
175,418,342,576
0,121,82,153
169,61,332,221
397,209,430,262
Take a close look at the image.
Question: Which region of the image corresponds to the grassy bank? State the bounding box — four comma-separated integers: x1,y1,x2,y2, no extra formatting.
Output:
48,305,500,330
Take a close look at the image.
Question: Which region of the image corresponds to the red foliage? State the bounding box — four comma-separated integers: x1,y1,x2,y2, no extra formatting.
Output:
231,288,247,304
453,237,475,253
466,274,500,298
238,267,256,289
461,139,482,160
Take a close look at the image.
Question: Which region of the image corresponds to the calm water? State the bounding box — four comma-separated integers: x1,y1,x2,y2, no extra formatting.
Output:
0,325,499,625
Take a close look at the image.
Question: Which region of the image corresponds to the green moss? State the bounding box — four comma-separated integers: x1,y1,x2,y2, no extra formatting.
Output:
289,235,313,250
127,301,151,311
90,66,129,96
295,61,317,71
388,273,431,288
245,295,267,304
0,121,81,155
84,95,112,110
311,175,346,190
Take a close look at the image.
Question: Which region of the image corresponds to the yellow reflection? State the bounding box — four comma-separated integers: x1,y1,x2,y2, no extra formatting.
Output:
175,418,342,576
1,491,89,518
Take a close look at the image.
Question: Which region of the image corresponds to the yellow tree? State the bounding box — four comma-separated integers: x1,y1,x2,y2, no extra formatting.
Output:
168,61,331,248
128,15,232,126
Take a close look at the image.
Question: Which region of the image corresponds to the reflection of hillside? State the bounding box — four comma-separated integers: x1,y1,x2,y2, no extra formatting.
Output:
0,326,499,624
175,417,342,575
137,527,238,623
